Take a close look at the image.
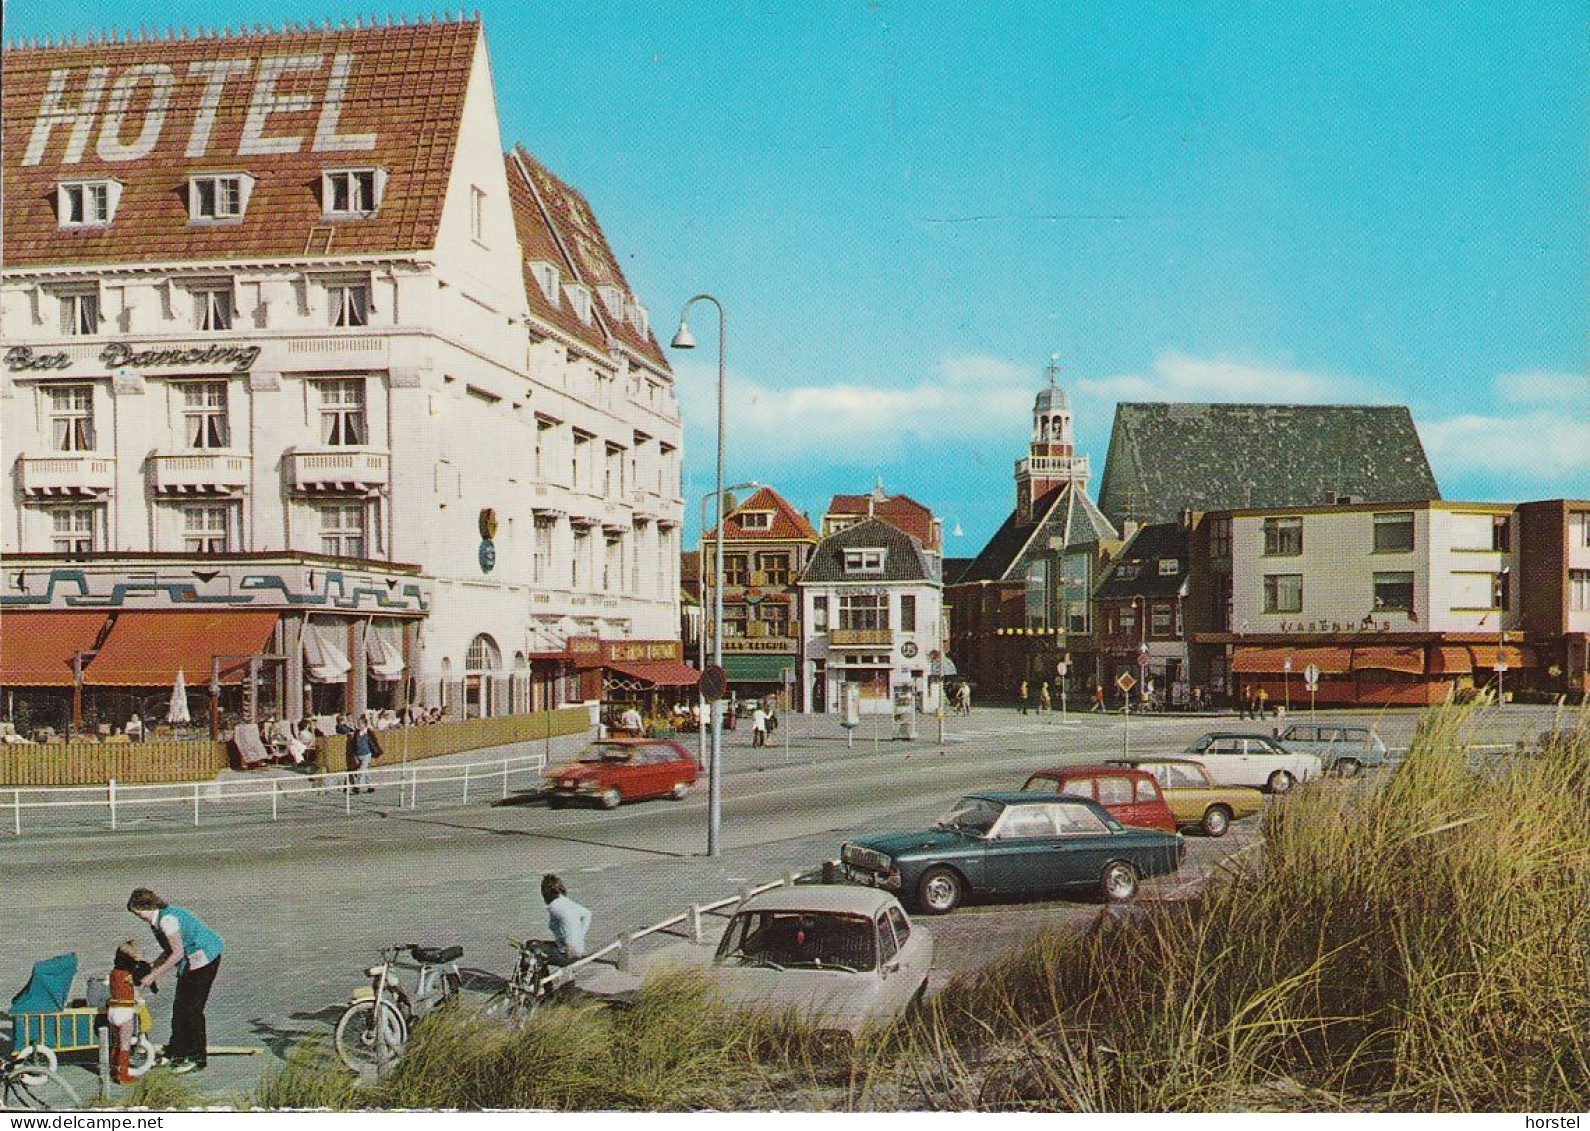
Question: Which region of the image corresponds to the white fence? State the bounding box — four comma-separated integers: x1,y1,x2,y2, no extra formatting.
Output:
3,753,547,837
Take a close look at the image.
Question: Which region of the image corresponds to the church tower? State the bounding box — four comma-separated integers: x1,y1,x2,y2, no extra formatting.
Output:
1014,354,1090,524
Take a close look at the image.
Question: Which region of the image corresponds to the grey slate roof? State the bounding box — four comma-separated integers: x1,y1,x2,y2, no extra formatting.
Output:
956,483,1118,586
942,557,976,586
1093,522,1190,600
1096,403,1441,528
800,518,939,584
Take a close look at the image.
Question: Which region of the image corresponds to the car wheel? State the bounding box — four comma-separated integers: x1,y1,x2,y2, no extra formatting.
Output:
1100,860,1139,903
1334,758,1362,779
1267,769,1296,794
1201,804,1231,837
669,781,690,800
600,787,622,809
916,866,964,914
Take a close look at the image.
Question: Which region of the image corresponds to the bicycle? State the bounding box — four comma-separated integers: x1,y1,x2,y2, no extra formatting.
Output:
482,939,568,1025
333,943,463,1074
2,1049,81,1111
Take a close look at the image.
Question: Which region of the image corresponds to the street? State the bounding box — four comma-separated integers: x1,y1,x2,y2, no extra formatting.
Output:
0,703,1558,1100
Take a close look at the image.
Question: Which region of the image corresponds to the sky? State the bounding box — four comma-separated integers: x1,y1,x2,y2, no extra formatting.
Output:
8,2,1585,549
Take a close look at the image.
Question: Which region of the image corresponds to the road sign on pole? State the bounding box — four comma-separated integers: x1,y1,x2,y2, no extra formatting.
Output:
699,664,728,703
1303,663,1319,721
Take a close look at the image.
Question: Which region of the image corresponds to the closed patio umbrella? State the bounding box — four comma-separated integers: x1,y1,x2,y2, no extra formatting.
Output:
167,669,191,724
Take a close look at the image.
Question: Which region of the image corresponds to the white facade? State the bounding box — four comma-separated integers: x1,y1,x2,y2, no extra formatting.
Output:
800,583,944,715
1229,502,1520,637
0,22,683,716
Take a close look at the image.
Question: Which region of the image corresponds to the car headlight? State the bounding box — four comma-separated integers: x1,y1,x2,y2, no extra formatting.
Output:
576,781,600,793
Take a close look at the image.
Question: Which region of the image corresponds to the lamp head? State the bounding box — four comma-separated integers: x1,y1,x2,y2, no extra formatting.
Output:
670,319,696,350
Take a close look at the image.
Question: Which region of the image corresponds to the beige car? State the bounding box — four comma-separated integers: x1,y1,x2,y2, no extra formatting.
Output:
1107,757,1265,837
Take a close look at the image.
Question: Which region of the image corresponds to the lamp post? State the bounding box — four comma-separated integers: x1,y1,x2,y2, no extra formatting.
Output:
673,294,728,857
697,480,759,774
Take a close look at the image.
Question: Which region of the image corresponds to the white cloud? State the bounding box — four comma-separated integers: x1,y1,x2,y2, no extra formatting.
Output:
1075,350,1367,404
674,353,1037,468
1418,411,1590,481
1493,369,1588,406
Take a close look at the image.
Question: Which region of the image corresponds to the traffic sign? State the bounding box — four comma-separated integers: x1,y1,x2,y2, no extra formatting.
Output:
699,664,728,702
1056,661,1068,677
1493,662,1508,674
1137,652,1150,668
1116,672,1137,694
1283,655,1293,673
1303,663,1320,690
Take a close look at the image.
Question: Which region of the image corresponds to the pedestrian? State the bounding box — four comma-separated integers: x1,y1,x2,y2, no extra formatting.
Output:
957,682,972,715
1039,682,1052,713
1092,684,1105,713
1144,678,1156,712
125,713,143,742
105,939,151,1084
1257,687,1270,719
349,716,384,793
126,888,222,1075
1018,680,1030,715
1191,686,1203,713
541,874,591,964
751,704,768,747
620,704,644,736
766,706,778,735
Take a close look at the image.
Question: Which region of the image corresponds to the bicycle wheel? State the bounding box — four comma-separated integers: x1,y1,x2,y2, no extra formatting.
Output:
334,1000,408,1074
128,1035,157,1078
482,987,536,1026
4,1066,81,1112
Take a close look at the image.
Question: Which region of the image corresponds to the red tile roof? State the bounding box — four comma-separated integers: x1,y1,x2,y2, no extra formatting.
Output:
504,149,611,358
510,147,669,371
706,486,818,542
2,19,478,266
826,492,937,548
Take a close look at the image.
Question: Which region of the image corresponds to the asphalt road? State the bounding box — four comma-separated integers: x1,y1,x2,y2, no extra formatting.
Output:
0,703,1559,1101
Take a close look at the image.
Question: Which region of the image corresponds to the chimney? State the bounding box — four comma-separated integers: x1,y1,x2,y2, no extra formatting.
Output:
1121,520,1140,543
1180,508,1194,530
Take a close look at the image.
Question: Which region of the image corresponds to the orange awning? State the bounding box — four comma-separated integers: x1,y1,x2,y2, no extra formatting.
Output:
1467,644,1535,670
1351,645,1427,675
0,612,109,687
605,659,701,688
84,611,279,686
1428,646,1472,675
1231,645,1352,675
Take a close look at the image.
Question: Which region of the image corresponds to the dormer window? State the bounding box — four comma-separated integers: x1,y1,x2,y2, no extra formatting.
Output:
58,180,120,228
529,261,561,305
566,284,592,324
843,548,886,575
188,173,253,223
322,168,385,218
627,302,649,337
738,511,772,531
1158,559,1180,576
598,285,626,319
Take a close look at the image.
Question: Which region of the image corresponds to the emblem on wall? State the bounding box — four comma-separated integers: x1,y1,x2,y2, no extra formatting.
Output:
901,641,919,658
478,508,498,574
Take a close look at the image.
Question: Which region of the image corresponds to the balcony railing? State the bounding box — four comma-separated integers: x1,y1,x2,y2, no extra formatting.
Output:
148,452,251,494
829,628,893,647
16,454,116,496
289,447,389,492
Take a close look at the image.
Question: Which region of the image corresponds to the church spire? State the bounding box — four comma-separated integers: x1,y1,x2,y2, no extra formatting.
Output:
1014,351,1090,523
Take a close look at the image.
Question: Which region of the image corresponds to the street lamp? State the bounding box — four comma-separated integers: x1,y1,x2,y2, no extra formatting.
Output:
672,294,728,857
697,480,759,774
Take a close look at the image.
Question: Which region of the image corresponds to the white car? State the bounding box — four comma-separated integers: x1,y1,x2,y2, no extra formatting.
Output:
675,885,933,1035
1181,732,1322,793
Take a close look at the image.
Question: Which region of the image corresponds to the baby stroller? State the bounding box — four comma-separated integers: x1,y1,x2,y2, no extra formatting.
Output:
7,954,156,1081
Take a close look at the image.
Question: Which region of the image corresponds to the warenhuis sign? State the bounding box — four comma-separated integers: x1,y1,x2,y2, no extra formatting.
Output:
22,52,377,166
6,343,262,374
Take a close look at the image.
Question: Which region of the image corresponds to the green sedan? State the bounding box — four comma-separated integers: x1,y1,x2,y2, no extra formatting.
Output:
837,791,1187,914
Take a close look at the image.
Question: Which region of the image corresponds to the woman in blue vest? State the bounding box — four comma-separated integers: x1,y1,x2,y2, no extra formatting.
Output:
126,888,223,1074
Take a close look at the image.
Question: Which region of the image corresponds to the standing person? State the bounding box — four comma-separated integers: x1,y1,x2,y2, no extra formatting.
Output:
126,889,222,1074
765,706,778,736
541,874,591,964
619,704,644,736
1039,681,1052,713
1092,684,1105,713
957,682,972,715
125,713,143,742
349,717,384,793
1018,680,1030,715
105,939,150,1084
751,704,768,748
1257,686,1270,720
1191,686,1203,713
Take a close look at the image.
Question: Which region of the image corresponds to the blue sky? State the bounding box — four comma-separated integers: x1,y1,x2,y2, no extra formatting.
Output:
10,3,1585,548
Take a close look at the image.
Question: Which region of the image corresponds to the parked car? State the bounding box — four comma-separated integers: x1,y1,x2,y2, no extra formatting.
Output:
677,885,933,1035
1105,758,1264,837
1018,764,1179,833
838,792,1186,914
545,739,698,808
1180,732,1321,793
1275,723,1388,776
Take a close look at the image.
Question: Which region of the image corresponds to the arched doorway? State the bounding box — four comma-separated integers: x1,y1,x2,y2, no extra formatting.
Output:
464,633,502,719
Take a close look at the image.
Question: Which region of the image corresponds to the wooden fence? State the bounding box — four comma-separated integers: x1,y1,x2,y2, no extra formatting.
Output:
0,707,592,787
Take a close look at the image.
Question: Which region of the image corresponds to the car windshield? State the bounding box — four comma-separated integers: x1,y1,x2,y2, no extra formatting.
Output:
715,910,877,972
936,796,1004,836
578,746,634,764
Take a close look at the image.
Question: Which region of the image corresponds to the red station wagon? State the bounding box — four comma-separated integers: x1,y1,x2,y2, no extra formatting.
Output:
546,739,698,809
1019,765,1179,833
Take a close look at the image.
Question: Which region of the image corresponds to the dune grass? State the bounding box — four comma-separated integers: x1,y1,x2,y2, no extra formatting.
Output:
203,704,1590,1111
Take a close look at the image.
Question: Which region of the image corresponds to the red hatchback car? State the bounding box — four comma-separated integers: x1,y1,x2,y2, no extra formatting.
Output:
1019,765,1179,833
546,740,698,809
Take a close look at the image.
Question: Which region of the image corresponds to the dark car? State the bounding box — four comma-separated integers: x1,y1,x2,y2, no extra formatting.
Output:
545,739,698,809
1020,764,1180,833
838,791,1186,914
